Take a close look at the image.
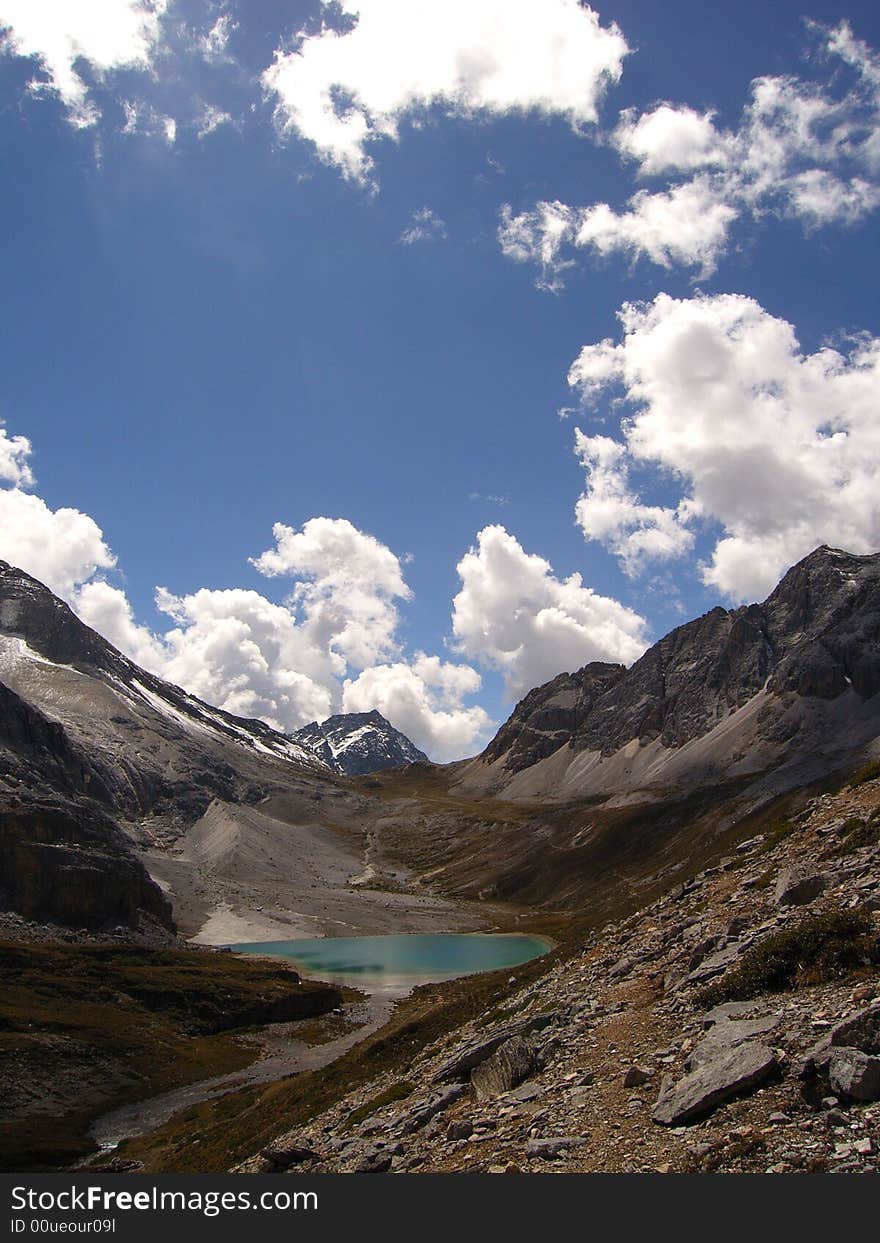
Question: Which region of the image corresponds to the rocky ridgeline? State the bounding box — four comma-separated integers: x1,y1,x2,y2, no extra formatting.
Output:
241,774,880,1175
479,545,880,777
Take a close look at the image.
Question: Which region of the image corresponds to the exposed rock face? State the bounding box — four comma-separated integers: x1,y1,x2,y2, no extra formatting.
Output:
481,663,625,774
462,546,880,799
0,801,173,931
0,561,343,933
291,710,428,776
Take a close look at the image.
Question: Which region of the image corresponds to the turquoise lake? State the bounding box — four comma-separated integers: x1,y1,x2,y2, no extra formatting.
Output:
227,933,552,986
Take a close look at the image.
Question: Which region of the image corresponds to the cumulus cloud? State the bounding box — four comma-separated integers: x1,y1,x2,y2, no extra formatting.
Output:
252,517,411,669
398,207,447,246
263,0,628,183
0,487,117,599
501,21,880,286
568,292,880,602
451,524,648,699
0,0,167,127
614,103,730,176
148,584,341,729
0,426,34,486
343,655,492,759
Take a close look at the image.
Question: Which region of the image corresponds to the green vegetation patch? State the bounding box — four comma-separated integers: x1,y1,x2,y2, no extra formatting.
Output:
697,908,880,1006
828,814,880,857
758,818,798,853
346,1080,415,1127
847,759,880,789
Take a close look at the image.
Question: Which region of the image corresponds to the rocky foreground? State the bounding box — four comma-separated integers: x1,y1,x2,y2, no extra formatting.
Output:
242,773,880,1175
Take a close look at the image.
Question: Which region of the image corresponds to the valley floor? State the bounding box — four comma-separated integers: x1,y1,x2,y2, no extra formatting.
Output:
223,771,880,1175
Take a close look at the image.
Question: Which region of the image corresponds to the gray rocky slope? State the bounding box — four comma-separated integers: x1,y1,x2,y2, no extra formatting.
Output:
291,710,428,776
0,561,340,933
454,546,880,802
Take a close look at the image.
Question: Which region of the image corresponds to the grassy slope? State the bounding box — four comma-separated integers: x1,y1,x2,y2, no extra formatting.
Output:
0,942,339,1171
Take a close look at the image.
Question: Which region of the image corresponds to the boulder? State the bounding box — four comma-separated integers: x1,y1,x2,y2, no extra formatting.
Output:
828,1047,880,1102
431,1013,558,1083
470,1036,539,1101
354,1145,393,1174
260,1142,321,1169
652,1043,778,1126
774,866,826,907
623,1065,652,1088
391,1084,466,1134
687,1015,781,1070
827,1001,880,1055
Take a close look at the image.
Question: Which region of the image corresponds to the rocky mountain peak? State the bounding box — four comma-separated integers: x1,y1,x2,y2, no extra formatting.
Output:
463,545,880,799
291,710,428,776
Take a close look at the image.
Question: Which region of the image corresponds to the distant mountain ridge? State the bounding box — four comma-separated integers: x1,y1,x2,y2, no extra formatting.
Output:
455,546,880,802
291,709,428,776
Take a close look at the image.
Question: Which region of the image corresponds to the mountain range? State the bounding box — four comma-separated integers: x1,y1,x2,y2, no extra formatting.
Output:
1,546,879,940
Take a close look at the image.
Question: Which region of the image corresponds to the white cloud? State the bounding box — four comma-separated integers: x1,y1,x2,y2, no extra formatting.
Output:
195,102,233,138
499,178,736,282
498,200,575,292
0,0,167,127
120,97,176,143
398,207,447,245
573,433,695,573
196,11,235,65
568,292,880,601
263,0,628,183
0,486,117,599
342,655,492,760
0,425,34,486
614,103,730,175
501,21,880,286
252,517,411,669
148,584,341,730
73,578,167,670
451,524,648,699
572,176,737,274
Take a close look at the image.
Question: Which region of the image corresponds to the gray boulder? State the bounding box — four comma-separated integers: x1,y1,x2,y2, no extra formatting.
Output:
687,1015,781,1070
470,1035,539,1102
774,865,826,907
828,1001,880,1055
653,1043,778,1125
391,1084,466,1134
431,1013,557,1083
828,1047,880,1102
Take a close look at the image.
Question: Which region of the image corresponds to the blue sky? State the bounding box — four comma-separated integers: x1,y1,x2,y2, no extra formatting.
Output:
1,1,880,759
